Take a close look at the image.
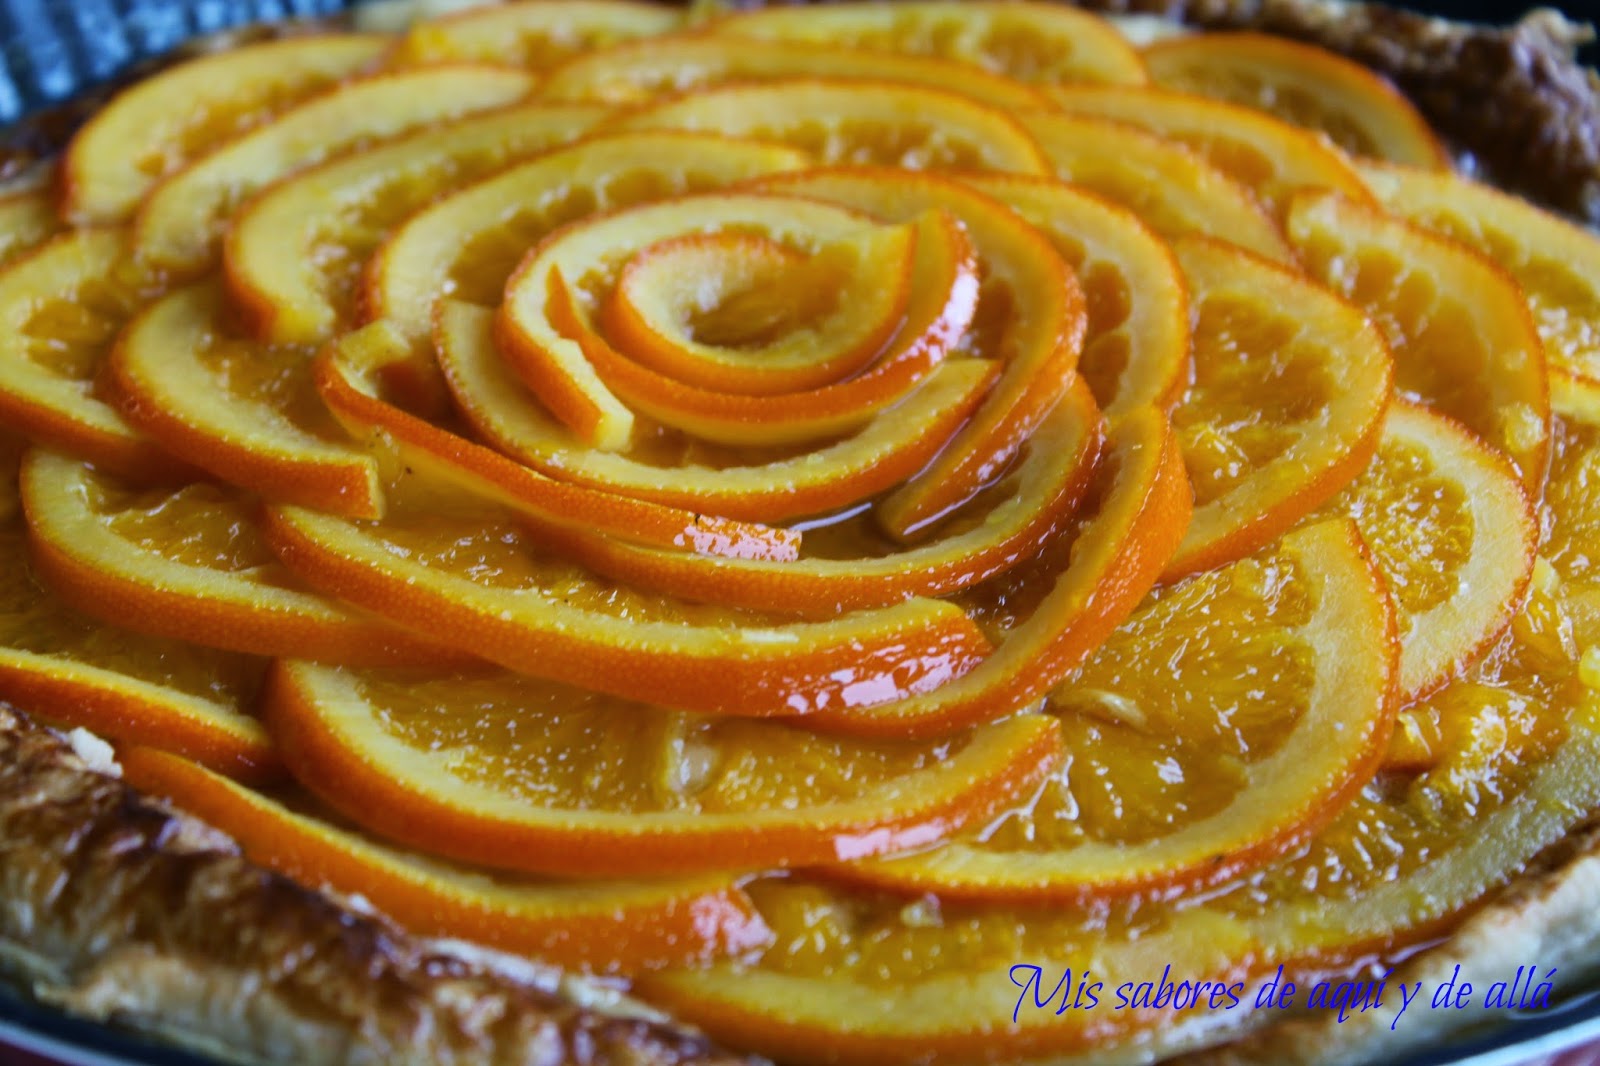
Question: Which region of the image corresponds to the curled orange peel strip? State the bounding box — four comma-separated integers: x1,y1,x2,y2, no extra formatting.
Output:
436,300,999,522
315,321,800,562
540,210,978,447
599,225,915,396
551,378,1103,615
746,167,1087,539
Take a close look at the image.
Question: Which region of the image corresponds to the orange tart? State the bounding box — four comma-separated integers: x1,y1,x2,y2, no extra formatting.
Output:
1,3,1599,1066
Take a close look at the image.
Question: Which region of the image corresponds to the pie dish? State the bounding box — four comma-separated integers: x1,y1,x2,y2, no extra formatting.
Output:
1,2,1600,1065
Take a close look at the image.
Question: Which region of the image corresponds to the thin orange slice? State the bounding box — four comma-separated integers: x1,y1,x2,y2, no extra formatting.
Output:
436,300,998,522
1361,160,1600,388
746,167,1085,539
1143,32,1450,169
501,199,977,449
540,34,1047,110
61,34,386,223
551,379,1102,615
264,658,1061,876
384,0,682,68
1166,236,1392,578
600,225,914,396
610,79,1050,175
1048,84,1373,219
0,451,272,779
850,518,1398,902
260,500,995,720
640,875,1254,1066
316,321,800,561
1287,189,1551,492
496,192,897,449
0,229,180,479
1020,111,1294,264
109,283,382,517
1312,403,1536,706
0,192,61,266
121,746,770,972
222,102,603,346
799,407,1192,738
709,0,1148,86
361,131,808,351
643,601,1600,1066
20,449,458,665
961,173,1191,413
133,65,533,275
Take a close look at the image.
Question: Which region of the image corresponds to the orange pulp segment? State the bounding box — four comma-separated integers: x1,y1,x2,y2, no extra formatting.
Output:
1143,32,1450,169
1287,189,1551,492
708,0,1148,86
1048,84,1373,219
62,34,386,223
610,79,1050,175
1166,236,1392,578
110,283,383,518
851,518,1398,901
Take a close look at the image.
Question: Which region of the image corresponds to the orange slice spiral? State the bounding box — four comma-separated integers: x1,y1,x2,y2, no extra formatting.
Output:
7,3,1598,1063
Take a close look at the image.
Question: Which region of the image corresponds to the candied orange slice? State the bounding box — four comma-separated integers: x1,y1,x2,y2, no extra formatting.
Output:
1020,111,1293,264
264,659,1061,876
361,131,808,351
134,65,533,275
0,229,179,479
1166,236,1392,578
0,192,61,267
1143,32,1450,169
641,875,1253,1066
1312,404,1536,705
496,192,897,448
611,79,1050,175
222,103,603,346
747,168,1085,539
62,34,386,223
1362,160,1600,387
316,321,800,561
551,379,1102,615
385,0,681,68
110,283,382,517
261,501,993,720
0,451,271,779
962,173,1190,412
851,518,1397,901
1048,85,1372,219
503,202,977,448
600,225,913,396
709,0,1148,86
541,34,1046,110
20,450,456,665
1287,189,1551,491
121,746,770,972
801,408,1191,738
645,601,1600,1066
436,300,998,522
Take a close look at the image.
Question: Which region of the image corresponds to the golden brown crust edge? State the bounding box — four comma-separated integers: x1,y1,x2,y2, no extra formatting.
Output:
0,705,761,1066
